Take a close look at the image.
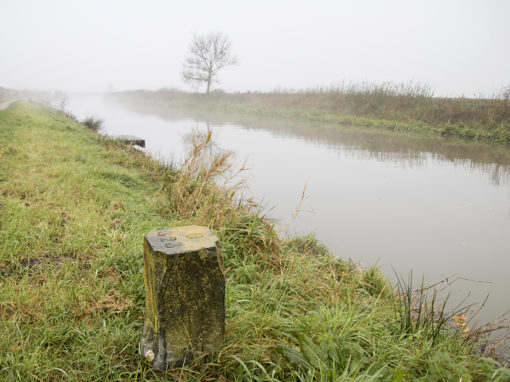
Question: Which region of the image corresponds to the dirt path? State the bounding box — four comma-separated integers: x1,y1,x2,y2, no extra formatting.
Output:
0,100,17,110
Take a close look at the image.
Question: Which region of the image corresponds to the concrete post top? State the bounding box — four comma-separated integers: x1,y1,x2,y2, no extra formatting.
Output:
145,225,218,256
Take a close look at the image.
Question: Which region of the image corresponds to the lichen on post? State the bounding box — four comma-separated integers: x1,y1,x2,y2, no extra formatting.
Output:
139,225,225,370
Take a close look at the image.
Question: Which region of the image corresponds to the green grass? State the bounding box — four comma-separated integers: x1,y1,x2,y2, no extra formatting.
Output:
110,85,510,145
1,101,509,381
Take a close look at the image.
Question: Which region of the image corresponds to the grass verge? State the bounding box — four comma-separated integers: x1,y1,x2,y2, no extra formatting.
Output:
1,101,509,381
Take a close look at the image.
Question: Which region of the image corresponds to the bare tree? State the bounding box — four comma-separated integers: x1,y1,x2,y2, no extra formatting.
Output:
182,32,238,94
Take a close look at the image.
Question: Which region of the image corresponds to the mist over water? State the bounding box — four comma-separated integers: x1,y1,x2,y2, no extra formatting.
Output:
67,94,510,327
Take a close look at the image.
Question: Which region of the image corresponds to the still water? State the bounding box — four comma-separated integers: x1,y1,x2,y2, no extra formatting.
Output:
68,94,510,327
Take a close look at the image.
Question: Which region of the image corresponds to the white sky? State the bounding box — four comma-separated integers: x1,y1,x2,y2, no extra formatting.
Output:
0,0,509,96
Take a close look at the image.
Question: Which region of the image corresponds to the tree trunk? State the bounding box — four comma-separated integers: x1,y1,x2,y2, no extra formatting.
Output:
206,69,212,94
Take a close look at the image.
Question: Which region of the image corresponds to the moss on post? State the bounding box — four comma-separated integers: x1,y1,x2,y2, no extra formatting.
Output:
139,225,225,370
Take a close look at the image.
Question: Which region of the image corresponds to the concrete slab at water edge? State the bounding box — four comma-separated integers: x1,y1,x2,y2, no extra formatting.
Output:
110,134,145,147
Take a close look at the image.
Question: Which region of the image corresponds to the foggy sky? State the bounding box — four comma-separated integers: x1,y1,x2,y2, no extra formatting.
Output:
1,0,509,96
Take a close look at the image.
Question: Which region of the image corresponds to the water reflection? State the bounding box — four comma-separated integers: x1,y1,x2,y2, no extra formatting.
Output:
114,97,510,187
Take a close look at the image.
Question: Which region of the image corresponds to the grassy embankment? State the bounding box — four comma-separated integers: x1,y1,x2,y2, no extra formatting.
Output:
111,84,510,145
1,101,510,381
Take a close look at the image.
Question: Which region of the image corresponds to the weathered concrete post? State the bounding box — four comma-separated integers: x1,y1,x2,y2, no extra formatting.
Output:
139,225,225,370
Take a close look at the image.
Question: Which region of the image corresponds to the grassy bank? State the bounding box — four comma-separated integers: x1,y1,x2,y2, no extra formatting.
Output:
110,85,510,145
1,102,509,381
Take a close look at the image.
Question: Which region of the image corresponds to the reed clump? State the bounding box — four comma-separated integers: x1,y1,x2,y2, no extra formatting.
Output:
81,116,103,132
166,129,244,227
165,128,280,261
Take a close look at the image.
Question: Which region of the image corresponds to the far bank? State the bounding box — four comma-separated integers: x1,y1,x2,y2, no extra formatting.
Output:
109,87,510,145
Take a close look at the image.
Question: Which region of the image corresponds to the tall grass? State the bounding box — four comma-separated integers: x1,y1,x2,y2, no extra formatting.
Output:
394,271,462,347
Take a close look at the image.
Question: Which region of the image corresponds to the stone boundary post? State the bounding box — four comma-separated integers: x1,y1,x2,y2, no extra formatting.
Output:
139,225,225,370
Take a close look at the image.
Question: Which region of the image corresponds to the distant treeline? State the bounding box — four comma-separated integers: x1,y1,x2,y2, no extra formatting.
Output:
0,87,61,103
0,86,8,101
111,83,510,144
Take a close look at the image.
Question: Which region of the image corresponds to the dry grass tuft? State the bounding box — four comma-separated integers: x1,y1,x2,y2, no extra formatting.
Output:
167,128,247,229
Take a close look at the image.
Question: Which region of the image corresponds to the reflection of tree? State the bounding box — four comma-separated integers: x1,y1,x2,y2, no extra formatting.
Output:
181,122,221,158
484,163,508,186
